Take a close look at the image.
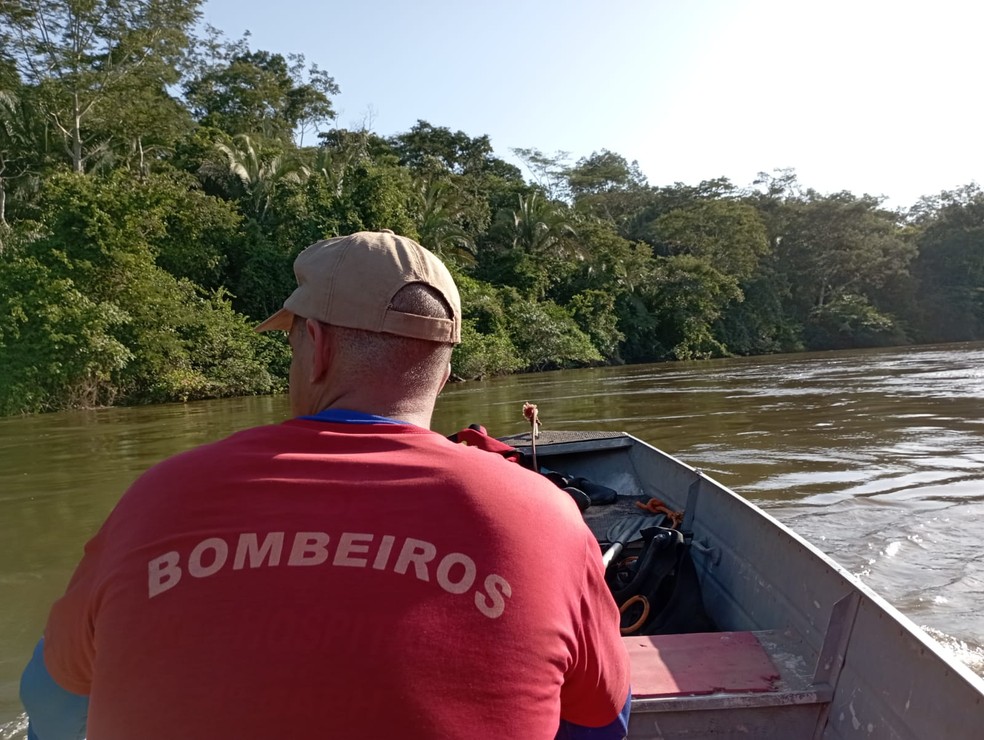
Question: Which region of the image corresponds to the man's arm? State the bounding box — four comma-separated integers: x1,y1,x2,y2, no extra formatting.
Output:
556,688,631,739
20,638,88,740
557,536,632,738
24,527,105,739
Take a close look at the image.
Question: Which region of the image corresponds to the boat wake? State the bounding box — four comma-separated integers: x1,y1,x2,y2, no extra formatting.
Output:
921,626,984,675
0,714,26,740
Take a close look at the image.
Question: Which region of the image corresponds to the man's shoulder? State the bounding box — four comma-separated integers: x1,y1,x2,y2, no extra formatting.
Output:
436,437,589,527
125,421,295,491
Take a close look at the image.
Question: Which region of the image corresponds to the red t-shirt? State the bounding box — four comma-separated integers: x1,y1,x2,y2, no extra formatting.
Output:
43,419,629,738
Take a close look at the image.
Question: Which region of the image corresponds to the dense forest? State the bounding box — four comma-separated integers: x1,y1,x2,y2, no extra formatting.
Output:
1,1,983,416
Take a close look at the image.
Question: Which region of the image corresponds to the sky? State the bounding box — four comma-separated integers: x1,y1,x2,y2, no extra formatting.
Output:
199,0,983,209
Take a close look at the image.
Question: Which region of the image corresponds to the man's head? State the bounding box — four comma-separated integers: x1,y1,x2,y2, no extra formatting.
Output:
256,230,461,423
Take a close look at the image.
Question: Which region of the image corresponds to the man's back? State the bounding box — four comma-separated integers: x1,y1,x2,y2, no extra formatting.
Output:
42,417,629,738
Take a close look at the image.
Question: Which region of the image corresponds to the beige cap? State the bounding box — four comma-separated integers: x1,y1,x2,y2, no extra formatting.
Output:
254,230,461,343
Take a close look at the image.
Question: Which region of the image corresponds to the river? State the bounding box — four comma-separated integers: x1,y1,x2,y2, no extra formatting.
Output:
2,341,983,735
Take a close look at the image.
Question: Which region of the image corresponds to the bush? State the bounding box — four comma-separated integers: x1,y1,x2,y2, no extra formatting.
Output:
0,253,132,413
452,319,523,380
506,299,602,371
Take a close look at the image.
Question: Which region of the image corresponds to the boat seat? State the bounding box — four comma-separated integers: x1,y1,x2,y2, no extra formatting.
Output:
627,630,833,739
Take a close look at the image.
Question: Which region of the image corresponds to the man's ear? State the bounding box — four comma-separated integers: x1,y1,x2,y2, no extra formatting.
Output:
307,319,331,381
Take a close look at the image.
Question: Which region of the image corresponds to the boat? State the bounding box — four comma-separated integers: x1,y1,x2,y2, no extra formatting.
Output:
499,429,984,739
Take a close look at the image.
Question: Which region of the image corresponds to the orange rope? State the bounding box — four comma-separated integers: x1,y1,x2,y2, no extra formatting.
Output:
634,498,684,528
619,595,650,635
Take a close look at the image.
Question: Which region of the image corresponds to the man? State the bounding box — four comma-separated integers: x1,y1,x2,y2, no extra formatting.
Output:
21,230,631,738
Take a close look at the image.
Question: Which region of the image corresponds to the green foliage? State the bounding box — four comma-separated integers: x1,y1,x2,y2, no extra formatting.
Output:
391,121,521,180
648,200,769,282
259,176,340,254
450,272,523,379
511,147,571,201
910,188,984,341
0,0,203,173
130,284,285,404
0,252,132,413
804,294,903,350
567,149,650,224
478,192,581,300
713,271,801,356
451,272,602,374
505,299,602,371
0,171,281,414
0,85,50,224
623,178,738,244
154,178,243,290
332,162,415,235
775,192,914,327
646,255,742,361
201,133,311,223
569,290,624,361
452,319,524,380
453,271,511,334
184,30,338,143
227,225,297,320
1,14,981,416
409,178,475,263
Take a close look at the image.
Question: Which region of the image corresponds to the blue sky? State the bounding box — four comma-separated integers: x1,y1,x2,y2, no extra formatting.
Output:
200,0,982,208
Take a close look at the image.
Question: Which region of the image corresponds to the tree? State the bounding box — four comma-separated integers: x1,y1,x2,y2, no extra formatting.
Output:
713,267,800,355
647,199,769,283
183,29,338,144
390,120,522,180
910,187,984,341
645,255,743,361
481,192,579,298
0,170,281,412
512,147,570,201
0,250,133,412
148,172,243,290
0,86,47,226
410,178,475,263
623,178,738,245
502,192,577,256
0,0,202,173
506,298,602,371
569,289,624,360
328,161,416,237
561,218,655,298
201,133,310,223
312,127,376,197
776,191,915,347
450,273,523,380
567,149,649,225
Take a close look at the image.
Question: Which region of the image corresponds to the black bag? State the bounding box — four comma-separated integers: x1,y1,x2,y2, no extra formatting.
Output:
608,526,715,635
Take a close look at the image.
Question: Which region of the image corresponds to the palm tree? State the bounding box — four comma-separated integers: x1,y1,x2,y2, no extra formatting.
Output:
203,134,310,222
411,178,475,263
310,128,372,198
0,89,46,229
507,192,578,257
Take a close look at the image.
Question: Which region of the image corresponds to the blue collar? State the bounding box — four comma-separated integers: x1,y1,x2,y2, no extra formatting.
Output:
300,408,408,425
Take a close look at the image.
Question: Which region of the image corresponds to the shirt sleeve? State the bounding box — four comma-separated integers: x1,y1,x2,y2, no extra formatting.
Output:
559,534,632,728
20,638,89,740
42,532,105,696
556,689,631,739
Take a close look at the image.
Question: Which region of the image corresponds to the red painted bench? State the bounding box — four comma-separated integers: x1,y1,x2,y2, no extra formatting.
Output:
625,631,780,697
625,630,834,738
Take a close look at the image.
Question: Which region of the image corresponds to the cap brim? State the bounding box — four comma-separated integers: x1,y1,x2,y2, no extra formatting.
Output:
254,307,294,333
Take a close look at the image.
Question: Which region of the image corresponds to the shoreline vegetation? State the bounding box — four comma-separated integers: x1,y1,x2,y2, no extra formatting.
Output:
2,2,983,416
